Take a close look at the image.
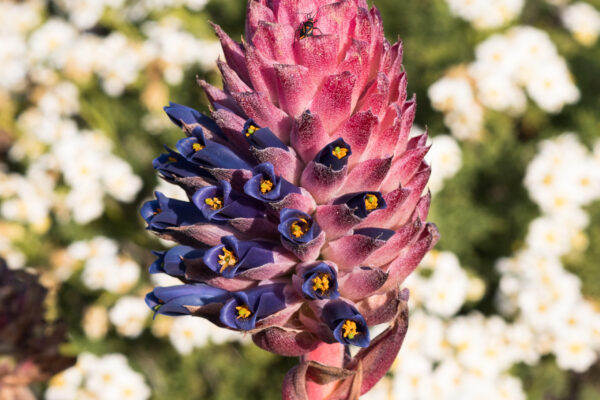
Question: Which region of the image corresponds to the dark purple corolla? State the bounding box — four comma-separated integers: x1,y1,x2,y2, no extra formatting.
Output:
300,263,339,300
202,235,275,278
149,246,204,277
220,284,287,331
192,180,265,222
322,300,370,348
244,163,300,203
145,284,230,317
141,191,206,231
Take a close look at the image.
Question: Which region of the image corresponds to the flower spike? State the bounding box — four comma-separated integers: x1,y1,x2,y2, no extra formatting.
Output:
143,1,437,397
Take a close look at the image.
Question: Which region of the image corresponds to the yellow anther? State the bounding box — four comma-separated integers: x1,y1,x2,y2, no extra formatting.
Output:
236,305,252,319
342,320,359,339
332,146,348,159
260,178,274,193
218,248,237,273
364,194,378,211
168,156,177,162
192,142,205,151
312,273,330,294
153,208,162,215
245,125,259,137
204,197,223,210
290,218,309,238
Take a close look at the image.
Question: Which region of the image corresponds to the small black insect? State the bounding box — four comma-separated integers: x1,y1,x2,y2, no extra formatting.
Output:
296,12,323,40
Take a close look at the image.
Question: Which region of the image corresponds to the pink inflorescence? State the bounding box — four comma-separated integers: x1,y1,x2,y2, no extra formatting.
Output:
142,0,438,398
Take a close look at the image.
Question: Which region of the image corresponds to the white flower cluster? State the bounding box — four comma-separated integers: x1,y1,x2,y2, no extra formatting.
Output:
69,237,141,293
46,353,151,400
561,2,600,46
429,26,580,140
364,134,600,397
364,251,531,400
444,0,524,29
495,133,600,372
425,135,463,194
0,1,219,96
2,90,143,225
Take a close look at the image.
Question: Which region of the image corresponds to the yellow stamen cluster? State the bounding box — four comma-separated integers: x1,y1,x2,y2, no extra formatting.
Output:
290,218,309,238
153,208,162,215
312,273,330,294
364,194,378,211
260,178,274,193
204,197,223,210
218,248,237,273
167,156,177,162
192,142,205,151
342,320,359,340
236,305,252,319
332,146,348,159
245,125,259,137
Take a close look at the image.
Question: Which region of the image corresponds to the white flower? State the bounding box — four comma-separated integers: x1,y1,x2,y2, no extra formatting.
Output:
553,331,597,372
562,2,600,46
426,135,462,194
422,252,469,317
392,352,433,400
37,81,80,116
66,185,105,224
109,296,150,338
101,158,143,202
28,18,77,68
525,216,572,256
168,316,210,354
46,367,83,400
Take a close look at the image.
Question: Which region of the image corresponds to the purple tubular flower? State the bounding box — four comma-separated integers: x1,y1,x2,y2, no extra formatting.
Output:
243,119,288,150
142,0,439,397
220,284,287,330
145,284,230,317
191,180,265,222
153,148,207,180
244,163,300,203
322,300,370,348
314,138,353,172
300,263,339,300
140,191,206,231
149,246,204,277
203,235,275,278
176,133,252,171
164,102,224,140
278,208,319,245
333,192,387,218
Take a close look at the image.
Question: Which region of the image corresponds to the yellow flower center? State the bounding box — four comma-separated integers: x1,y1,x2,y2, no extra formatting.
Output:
364,194,378,211
342,320,359,339
218,248,237,273
236,305,252,319
245,124,259,137
260,178,274,193
332,146,348,159
312,273,330,294
204,197,223,210
192,142,205,151
290,218,309,238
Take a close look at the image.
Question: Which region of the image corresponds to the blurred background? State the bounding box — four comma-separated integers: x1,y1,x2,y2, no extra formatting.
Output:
1,0,599,399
